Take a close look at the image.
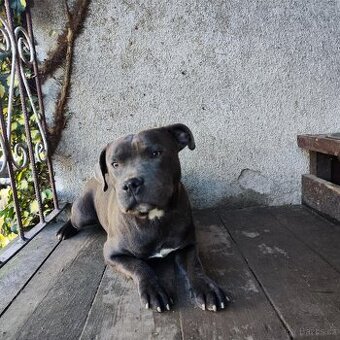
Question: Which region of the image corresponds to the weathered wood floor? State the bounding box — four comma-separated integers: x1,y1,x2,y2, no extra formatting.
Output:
0,205,340,340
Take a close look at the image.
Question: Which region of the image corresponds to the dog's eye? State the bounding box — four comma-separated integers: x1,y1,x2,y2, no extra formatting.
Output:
112,162,119,168
151,151,162,158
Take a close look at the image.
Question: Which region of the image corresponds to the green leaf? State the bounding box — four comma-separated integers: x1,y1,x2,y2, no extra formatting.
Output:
0,84,5,98
6,74,19,88
10,223,18,234
0,233,17,247
22,216,32,226
19,179,28,190
42,188,53,202
29,200,39,214
16,169,26,181
10,0,26,14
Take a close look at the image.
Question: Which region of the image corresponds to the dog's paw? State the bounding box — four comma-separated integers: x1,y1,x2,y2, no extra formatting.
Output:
190,277,230,312
56,221,78,240
138,279,173,313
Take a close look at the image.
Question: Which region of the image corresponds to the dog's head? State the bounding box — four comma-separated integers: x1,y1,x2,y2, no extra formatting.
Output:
94,124,195,218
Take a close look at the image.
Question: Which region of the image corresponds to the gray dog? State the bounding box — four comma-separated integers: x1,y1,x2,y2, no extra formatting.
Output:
57,123,229,312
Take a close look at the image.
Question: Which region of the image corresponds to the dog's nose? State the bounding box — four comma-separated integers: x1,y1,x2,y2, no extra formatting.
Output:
122,177,144,193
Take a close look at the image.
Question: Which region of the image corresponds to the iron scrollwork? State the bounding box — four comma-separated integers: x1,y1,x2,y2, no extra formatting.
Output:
0,16,48,174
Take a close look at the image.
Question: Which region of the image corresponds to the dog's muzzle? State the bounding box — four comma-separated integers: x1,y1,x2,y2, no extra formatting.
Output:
125,202,164,220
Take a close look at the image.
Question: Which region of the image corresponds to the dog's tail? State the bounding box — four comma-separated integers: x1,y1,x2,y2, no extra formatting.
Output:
56,220,78,240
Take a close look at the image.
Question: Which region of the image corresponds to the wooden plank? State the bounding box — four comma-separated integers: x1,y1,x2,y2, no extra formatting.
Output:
331,157,340,185
309,151,318,176
268,205,340,273
219,207,340,339
302,174,340,222
315,153,332,182
80,254,182,340
0,206,65,266
0,222,61,315
298,134,340,157
178,210,290,340
308,151,336,181
0,226,106,340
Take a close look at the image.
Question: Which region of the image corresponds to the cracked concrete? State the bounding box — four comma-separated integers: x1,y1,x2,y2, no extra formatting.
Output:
31,0,340,208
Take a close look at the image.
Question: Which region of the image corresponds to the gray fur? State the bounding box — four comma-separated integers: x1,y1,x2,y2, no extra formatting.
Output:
57,124,228,312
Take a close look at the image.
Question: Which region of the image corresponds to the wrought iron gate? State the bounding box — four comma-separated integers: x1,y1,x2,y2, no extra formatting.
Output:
0,0,60,263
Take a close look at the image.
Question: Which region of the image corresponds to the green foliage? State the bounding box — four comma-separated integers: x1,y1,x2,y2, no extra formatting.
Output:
0,0,54,248
9,0,26,14
0,164,53,237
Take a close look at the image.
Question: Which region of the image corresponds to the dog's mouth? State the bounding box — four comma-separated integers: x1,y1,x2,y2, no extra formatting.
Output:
125,203,164,220
126,203,154,217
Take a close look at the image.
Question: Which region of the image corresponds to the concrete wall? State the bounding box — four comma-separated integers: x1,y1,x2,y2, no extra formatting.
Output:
32,0,340,208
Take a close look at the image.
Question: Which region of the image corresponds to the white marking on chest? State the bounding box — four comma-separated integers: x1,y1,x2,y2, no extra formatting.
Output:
148,208,164,220
149,247,179,258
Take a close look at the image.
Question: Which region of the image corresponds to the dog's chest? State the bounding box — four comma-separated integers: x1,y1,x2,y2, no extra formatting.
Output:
117,215,190,259
148,247,179,259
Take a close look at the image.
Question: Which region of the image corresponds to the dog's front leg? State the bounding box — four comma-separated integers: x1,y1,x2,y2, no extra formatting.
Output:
105,254,171,312
175,245,229,312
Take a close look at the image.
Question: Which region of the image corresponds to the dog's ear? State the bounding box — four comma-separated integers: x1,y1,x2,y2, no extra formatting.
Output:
165,123,195,151
94,145,108,192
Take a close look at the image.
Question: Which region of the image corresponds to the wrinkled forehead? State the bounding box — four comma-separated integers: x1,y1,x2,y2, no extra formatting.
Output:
135,129,172,146
108,134,133,158
107,130,174,158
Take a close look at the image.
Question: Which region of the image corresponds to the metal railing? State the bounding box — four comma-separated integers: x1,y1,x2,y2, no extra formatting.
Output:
0,0,61,264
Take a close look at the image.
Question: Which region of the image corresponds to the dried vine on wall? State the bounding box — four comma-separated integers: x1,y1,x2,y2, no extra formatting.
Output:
40,0,90,155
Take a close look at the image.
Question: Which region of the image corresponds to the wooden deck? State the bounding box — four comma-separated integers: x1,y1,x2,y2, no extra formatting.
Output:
0,205,339,339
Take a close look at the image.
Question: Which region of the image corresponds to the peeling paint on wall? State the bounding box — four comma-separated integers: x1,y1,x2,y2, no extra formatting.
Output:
238,169,274,195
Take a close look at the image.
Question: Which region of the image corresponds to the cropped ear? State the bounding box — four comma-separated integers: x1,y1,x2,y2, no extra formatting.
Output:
94,145,108,192
165,123,195,151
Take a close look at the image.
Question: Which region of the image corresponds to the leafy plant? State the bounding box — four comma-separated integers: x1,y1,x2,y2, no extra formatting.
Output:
0,164,53,237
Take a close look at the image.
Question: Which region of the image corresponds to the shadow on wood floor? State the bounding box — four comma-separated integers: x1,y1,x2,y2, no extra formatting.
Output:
0,205,339,339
